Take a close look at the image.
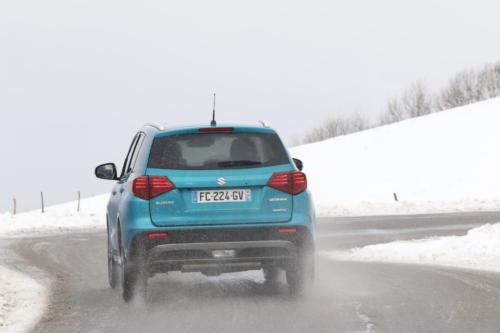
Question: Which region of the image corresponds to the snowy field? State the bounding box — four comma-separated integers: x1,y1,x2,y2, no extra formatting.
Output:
291,97,500,217
0,194,107,237
326,223,500,273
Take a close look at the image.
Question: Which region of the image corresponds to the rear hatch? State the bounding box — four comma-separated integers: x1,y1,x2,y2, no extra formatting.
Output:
146,128,294,227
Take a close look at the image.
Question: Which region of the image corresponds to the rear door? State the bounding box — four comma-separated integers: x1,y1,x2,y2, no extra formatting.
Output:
108,133,143,248
147,128,294,227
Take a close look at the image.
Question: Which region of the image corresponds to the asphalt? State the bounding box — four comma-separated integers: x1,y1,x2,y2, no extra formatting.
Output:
7,211,500,333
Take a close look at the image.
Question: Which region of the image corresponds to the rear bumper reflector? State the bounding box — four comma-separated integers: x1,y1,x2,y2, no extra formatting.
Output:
278,228,297,233
148,232,169,238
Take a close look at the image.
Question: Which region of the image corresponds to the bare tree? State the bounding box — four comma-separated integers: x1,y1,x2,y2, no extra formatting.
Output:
438,70,480,110
302,124,328,144
402,81,433,117
349,113,369,132
379,97,405,125
301,113,372,144
477,61,500,100
323,117,348,137
437,62,500,111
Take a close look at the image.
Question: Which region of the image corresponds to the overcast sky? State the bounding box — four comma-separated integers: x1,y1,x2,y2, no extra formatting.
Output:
2,0,500,213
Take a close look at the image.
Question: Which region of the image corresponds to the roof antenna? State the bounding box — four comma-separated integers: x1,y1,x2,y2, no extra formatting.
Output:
210,93,217,126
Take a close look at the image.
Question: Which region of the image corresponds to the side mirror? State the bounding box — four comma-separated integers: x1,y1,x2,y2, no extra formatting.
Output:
95,163,118,180
293,158,303,171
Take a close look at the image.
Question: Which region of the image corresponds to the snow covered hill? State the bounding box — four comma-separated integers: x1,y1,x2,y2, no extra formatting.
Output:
291,97,500,216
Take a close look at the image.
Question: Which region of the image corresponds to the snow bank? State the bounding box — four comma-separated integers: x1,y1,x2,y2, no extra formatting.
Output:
0,194,108,237
0,250,48,333
291,97,500,216
326,223,500,273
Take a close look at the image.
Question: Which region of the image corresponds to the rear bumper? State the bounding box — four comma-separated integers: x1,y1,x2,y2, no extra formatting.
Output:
149,240,296,274
127,226,313,274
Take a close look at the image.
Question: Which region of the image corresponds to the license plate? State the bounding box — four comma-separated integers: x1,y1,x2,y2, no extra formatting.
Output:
192,189,251,203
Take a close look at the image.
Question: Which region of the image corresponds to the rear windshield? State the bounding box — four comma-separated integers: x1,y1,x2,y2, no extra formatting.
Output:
148,132,289,170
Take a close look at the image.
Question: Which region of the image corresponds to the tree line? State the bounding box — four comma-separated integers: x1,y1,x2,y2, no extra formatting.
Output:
299,60,500,144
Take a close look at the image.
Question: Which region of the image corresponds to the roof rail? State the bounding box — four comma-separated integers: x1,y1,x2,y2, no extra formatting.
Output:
258,120,270,128
143,123,164,131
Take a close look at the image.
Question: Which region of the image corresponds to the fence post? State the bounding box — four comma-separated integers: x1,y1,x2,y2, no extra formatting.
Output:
41,192,45,213
77,190,81,212
13,198,16,215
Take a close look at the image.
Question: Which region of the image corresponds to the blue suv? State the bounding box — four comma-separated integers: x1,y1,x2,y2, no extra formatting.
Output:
95,123,315,301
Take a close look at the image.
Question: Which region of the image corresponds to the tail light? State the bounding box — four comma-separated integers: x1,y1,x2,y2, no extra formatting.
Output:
132,176,175,200
267,171,307,195
198,127,234,132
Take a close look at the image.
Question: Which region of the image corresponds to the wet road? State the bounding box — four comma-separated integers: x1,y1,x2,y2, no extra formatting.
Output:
9,212,500,333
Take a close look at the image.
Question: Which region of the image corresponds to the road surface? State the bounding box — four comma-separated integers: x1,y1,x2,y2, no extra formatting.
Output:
6,212,500,333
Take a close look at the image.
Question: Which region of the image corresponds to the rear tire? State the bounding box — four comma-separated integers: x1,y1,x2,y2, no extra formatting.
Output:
286,250,315,295
118,224,147,302
107,230,119,289
122,259,147,302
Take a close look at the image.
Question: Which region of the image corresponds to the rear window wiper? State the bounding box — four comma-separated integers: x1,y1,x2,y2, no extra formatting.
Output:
217,160,262,168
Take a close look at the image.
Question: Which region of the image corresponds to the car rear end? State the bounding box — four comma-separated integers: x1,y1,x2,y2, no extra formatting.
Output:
126,125,315,285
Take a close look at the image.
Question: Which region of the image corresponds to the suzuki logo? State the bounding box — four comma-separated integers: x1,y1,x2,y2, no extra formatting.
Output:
217,177,226,186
